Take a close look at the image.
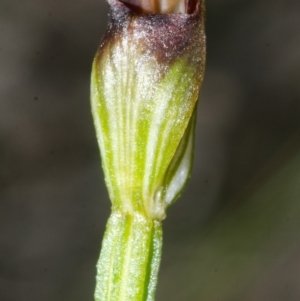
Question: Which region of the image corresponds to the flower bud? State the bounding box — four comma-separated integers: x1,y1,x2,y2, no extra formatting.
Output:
91,0,206,220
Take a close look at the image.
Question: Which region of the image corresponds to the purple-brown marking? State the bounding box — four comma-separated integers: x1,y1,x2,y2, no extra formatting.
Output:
99,0,204,63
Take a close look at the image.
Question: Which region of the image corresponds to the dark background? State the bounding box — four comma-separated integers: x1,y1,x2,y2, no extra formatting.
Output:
1,0,300,300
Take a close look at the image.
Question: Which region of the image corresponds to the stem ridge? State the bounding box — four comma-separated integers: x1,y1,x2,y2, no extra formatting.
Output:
95,212,163,301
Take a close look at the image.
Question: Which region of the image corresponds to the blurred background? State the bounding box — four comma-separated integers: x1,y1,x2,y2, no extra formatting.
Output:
1,0,300,300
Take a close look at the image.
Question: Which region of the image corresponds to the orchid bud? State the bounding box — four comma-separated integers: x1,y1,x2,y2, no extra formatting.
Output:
91,0,205,219
91,0,206,300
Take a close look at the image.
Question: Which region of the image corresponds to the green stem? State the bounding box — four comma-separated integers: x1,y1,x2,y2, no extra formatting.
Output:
95,212,163,301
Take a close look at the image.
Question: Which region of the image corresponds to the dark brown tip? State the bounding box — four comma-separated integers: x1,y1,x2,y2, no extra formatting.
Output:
118,0,146,14
185,0,197,14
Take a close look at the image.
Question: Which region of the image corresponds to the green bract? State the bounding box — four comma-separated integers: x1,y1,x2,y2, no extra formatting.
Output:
92,0,205,220
91,0,205,300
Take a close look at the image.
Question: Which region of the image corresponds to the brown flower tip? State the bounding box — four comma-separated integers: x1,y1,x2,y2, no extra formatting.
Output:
101,0,205,68
116,0,199,14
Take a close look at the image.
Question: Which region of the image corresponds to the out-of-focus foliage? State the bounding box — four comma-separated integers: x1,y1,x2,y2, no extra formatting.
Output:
0,0,300,300
158,134,300,301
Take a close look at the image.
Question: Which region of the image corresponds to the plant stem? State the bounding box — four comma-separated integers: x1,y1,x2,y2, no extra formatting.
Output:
95,212,163,301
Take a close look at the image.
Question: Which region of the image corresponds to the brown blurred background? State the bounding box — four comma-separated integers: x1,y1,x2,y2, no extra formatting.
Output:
1,0,300,300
